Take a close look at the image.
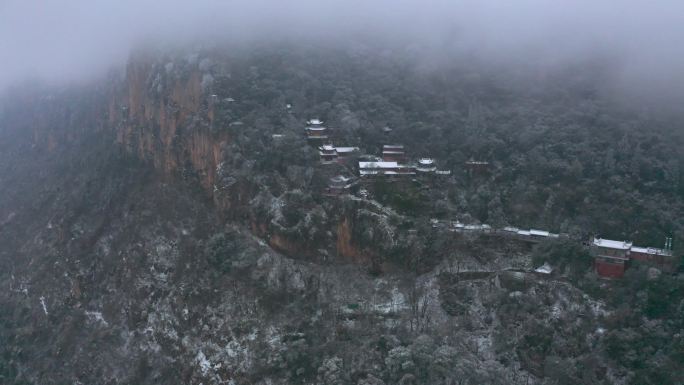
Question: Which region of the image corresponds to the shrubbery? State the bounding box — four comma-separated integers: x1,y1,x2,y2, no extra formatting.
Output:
205,232,239,273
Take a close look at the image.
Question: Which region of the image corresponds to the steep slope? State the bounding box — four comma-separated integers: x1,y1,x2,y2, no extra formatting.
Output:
1,46,682,385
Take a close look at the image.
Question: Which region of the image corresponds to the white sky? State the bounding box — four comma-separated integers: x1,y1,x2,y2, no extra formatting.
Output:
0,0,682,99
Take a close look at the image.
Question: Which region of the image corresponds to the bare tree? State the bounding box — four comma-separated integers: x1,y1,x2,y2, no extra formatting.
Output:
407,278,432,333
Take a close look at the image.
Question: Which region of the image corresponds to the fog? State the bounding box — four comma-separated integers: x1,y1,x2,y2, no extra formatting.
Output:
1,0,683,104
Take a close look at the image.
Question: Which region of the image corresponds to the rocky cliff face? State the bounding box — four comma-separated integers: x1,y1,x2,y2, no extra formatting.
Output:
4,49,672,385
114,55,229,191
94,52,407,270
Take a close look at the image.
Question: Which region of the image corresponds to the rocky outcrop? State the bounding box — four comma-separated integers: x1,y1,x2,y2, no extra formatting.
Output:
4,53,431,273
114,55,229,191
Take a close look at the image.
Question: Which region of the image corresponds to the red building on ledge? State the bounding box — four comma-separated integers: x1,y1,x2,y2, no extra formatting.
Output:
382,145,407,162
629,242,677,273
591,237,679,278
591,238,632,278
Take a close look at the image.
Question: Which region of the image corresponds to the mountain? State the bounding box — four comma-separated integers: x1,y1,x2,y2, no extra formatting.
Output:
0,44,682,385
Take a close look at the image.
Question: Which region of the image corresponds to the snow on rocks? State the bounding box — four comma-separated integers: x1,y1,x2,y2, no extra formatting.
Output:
84,311,109,327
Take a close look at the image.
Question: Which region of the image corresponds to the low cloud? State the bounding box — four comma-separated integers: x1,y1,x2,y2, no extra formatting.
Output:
1,0,683,105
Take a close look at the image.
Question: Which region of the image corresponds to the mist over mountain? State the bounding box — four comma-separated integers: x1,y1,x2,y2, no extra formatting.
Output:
1,2,683,385
2,0,684,109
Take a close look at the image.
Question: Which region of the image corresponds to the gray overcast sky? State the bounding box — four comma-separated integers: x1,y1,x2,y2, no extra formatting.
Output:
0,0,683,98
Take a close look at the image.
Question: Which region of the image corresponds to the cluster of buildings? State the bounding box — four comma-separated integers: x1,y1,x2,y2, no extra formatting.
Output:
591,237,677,278
305,120,452,195
304,119,361,165
500,227,563,241
437,217,678,278
304,120,454,179
304,120,680,278
358,145,451,179
446,222,566,243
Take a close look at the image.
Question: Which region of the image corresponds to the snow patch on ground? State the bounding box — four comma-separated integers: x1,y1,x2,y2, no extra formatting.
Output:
196,350,212,375
39,296,48,316
85,311,109,327
584,294,608,317
374,287,406,314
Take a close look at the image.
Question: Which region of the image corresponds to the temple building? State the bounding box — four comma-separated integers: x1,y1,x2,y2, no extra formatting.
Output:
591,238,633,278
319,144,338,164
325,175,354,196
333,146,360,163
416,158,437,173
382,145,407,162
629,237,677,272
358,161,415,177
591,236,679,278
318,145,360,164
630,246,677,271
305,119,328,140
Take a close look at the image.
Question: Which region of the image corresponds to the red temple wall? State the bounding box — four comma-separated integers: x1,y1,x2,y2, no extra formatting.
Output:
595,260,626,278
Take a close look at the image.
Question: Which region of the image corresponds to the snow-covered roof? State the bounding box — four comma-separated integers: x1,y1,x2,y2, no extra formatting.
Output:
517,230,531,236
383,145,404,149
435,170,451,175
306,126,327,131
593,238,632,250
418,158,435,165
307,119,323,125
359,170,416,176
359,161,400,169
530,229,550,237
382,151,405,155
464,224,490,231
335,147,359,153
630,246,673,256
319,144,335,151
330,175,352,183
503,226,519,233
